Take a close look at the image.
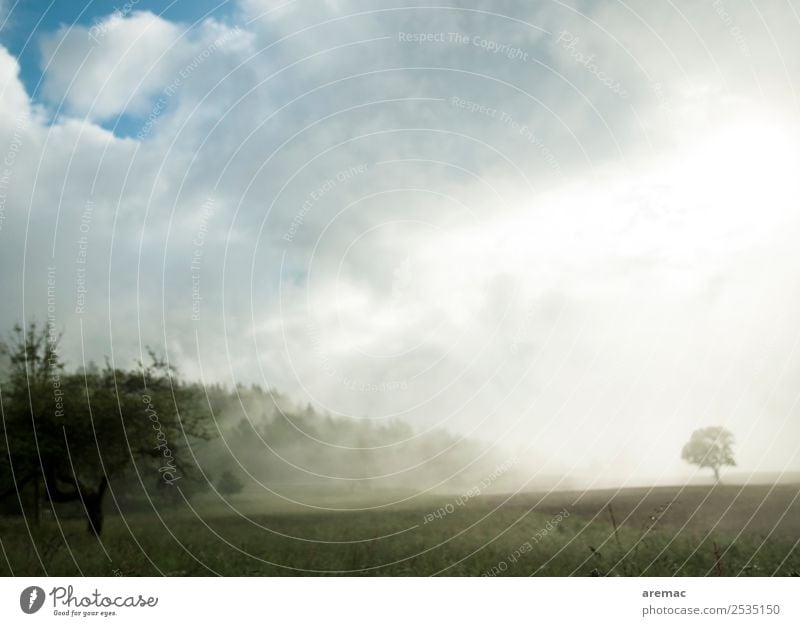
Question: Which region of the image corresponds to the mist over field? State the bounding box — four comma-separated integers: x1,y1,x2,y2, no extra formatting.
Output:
1,0,800,578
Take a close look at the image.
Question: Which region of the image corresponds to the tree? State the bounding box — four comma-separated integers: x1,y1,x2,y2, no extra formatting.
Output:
681,426,736,483
0,323,210,535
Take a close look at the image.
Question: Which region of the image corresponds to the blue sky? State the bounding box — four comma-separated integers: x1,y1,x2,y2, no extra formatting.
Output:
1,0,235,134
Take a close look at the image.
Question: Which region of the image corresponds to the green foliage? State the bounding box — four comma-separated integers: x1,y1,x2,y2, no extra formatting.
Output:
0,322,212,532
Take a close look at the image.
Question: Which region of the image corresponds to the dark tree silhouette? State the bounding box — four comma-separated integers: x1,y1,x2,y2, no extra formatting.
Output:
681,426,736,483
0,323,210,535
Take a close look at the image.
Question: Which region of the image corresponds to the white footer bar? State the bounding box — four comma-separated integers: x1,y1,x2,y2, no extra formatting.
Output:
1,577,796,625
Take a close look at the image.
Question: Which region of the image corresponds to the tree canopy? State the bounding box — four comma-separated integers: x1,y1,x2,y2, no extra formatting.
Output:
0,322,210,534
681,426,736,483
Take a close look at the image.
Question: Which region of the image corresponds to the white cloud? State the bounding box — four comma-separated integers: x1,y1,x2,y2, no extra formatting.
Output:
2,0,800,483
0,45,31,118
39,11,183,120
39,11,250,122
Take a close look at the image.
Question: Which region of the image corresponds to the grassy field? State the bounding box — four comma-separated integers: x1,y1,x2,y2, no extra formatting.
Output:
1,484,798,576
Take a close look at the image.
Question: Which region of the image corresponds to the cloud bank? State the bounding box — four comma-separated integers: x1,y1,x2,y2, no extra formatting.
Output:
2,0,800,486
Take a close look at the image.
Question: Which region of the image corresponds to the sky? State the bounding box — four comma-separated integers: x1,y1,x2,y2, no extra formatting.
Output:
1,0,800,486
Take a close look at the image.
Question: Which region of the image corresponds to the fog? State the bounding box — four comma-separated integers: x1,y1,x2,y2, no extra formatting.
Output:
2,0,800,495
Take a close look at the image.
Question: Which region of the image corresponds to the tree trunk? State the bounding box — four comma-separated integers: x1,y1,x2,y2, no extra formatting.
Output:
83,477,108,536
33,478,40,526
84,493,103,535
43,467,109,536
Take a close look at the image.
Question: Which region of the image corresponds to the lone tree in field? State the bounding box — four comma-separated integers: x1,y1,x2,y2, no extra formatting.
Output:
0,322,210,535
681,426,736,483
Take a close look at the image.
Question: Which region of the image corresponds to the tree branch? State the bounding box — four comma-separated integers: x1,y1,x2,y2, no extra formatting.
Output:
42,463,81,503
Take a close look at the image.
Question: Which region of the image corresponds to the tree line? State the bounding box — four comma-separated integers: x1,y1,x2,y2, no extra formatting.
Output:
0,322,491,535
